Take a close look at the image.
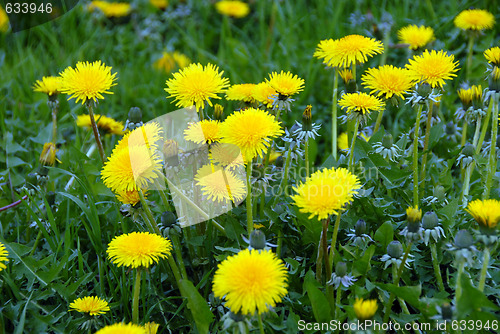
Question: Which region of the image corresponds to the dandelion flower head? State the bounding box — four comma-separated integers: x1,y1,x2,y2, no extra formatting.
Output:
69,296,110,316
95,323,147,334
397,25,435,50
362,65,415,100
266,71,304,97
406,50,459,88
195,164,246,204
0,241,8,271
33,76,62,96
484,47,500,67
213,249,288,315
77,114,125,135
454,8,495,31
466,199,500,229
215,0,250,18
353,298,378,321
226,84,257,103
184,120,221,145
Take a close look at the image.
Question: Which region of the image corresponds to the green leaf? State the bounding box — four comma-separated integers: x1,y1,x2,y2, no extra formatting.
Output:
375,283,422,308
353,244,375,276
374,221,394,250
14,291,32,334
178,279,214,334
304,270,331,323
456,274,499,319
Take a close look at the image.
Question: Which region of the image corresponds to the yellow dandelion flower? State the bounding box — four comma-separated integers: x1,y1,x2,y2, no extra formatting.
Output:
338,92,385,117
210,143,244,170
184,120,221,145
466,199,500,229
195,164,246,204
69,296,110,316
33,76,62,96
115,122,163,151
266,71,304,97
253,82,277,108
253,223,265,229
406,50,459,88
76,114,124,135
397,25,435,50
454,8,495,31
226,84,257,103
268,150,281,164
292,167,361,220
0,241,8,271
213,249,288,315
95,323,146,334
153,51,190,73
406,205,422,223
458,86,474,109
314,35,384,68
484,47,500,67
220,107,284,162
39,142,58,167
115,189,146,206
89,1,131,17
107,232,172,268
361,65,416,100
353,298,378,321
59,60,117,105
143,322,159,334
0,6,9,33
215,0,250,18
150,0,168,10
337,132,349,151
101,145,163,193
165,63,230,111
339,68,354,83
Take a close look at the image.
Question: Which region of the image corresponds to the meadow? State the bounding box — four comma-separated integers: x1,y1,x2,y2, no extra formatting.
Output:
0,0,499,333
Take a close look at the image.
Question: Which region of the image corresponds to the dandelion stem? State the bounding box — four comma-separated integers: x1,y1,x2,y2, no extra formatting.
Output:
139,189,160,234
476,100,493,155
420,101,434,191
329,213,342,266
276,228,283,258
305,137,310,177
274,143,292,204
425,0,437,23
170,233,188,279
373,106,385,134
383,242,412,323
86,102,106,163
167,254,183,286
257,313,265,334
461,117,482,204
484,93,499,199
50,104,58,144
316,225,325,282
412,104,424,206
478,247,490,292
246,162,253,235
335,286,341,318
430,243,445,292
332,69,339,159
321,219,335,314
466,35,475,80
348,119,359,172
455,261,465,304
132,269,141,324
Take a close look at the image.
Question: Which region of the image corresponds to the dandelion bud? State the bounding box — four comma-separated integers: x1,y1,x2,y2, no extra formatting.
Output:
39,142,57,167
382,133,393,149
339,69,357,93
416,82,432,100
471,85,483,109
441,303,453,321
454,230,474,249
387,241,403,259
445,122,457,136
274,155,284,168
163,139,179,167
335,262,347,277
161,211,177,227
302,105,313,132
128,107,143,124
433,185,446,202
214,104,224,121
406,205,422,223
249,229,266,250
488,67,500,92
354,219,366,236
422,211,438,229
462,143,475,157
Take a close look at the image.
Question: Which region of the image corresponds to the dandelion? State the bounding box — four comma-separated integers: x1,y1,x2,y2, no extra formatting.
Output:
484,47,500,67
338,92,384,122
466,199,500,229
165,63,230,111
69,296,110,316
115,189,145,206
266,71,304,98
353,298,378,321
143,322,159,334
0,6,9,33
252,82,277,108
314,35,384,69
406,205,422,223
107,231,172,268
213,249,288,315
337,132,349,151
33,76,62,97
362,65,415,100
225,83,256,103
406,50,459,88
210,143,244,170
0,241,8,271
153,51,190,73
101,145,163,193
220,107,283,162
76,114,124,135
292,167,360,220
39,142,59,167
195,164,246,204
397,25,435,50
150,0,168,10
454,8,495,31
59,61,117,105
116,122,163,151
215,0,250,18
89,1,131,18
95,323,147,334
184,120,221,145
